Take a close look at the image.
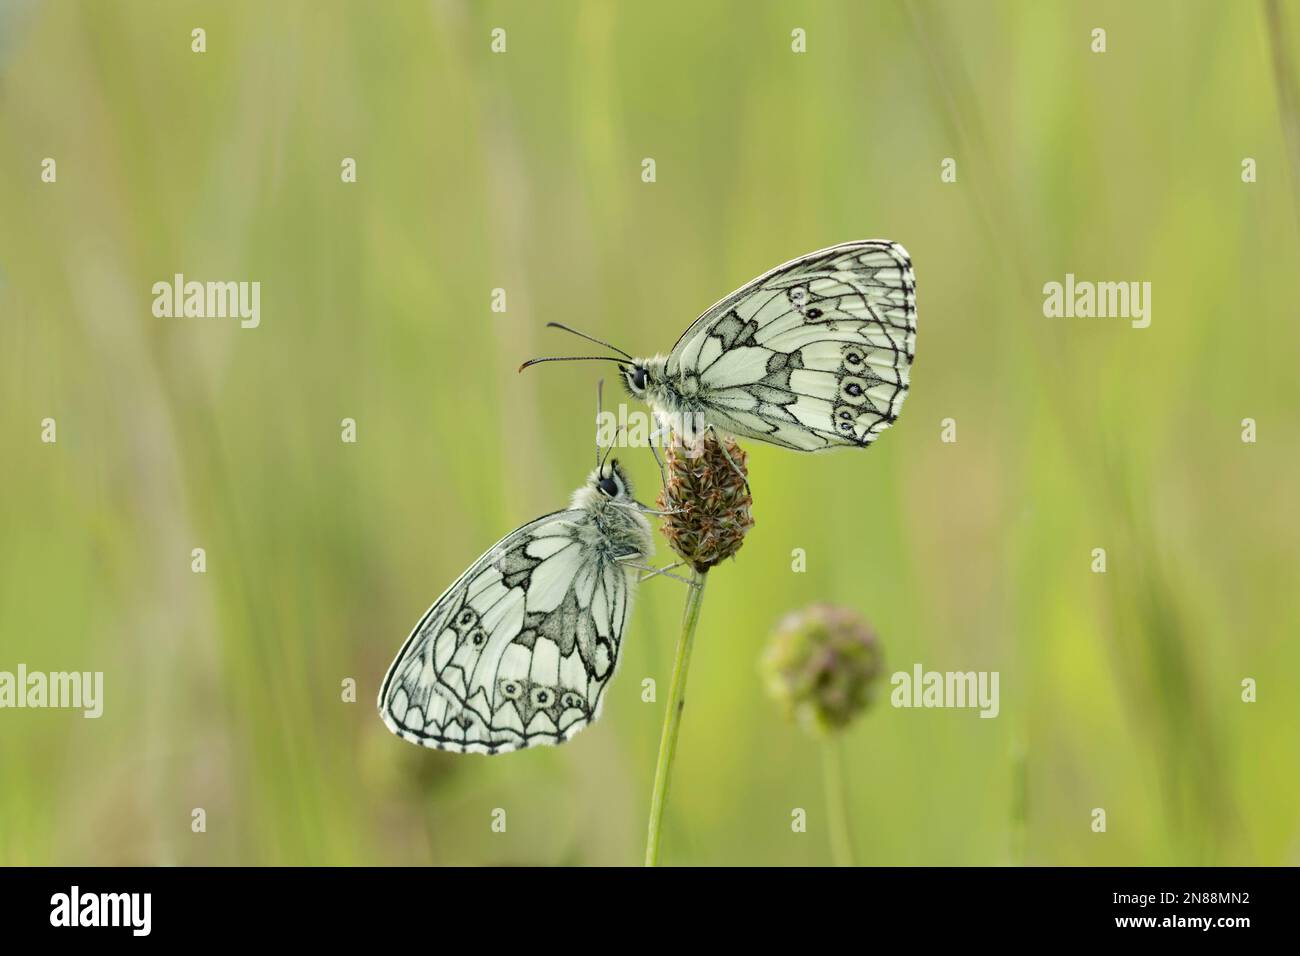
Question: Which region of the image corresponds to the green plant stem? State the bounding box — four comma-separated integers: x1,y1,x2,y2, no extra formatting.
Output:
1010,740,1028,866
823,735,855,866
644,567,708,866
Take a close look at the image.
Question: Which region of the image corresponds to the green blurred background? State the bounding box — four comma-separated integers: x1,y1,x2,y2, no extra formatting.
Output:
2,0,1298,866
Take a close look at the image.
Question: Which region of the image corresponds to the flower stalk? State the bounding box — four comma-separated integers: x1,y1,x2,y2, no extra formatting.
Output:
760,603,884,866
822,735,855,867
644,567,707,867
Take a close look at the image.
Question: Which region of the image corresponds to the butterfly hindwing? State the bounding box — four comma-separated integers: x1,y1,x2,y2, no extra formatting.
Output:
378,510,634,754
667,240,915,450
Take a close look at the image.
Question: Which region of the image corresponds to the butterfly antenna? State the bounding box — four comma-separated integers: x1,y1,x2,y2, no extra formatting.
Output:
545,322,634,360
598,425,623,473
518,355,630,373
595,378,604,470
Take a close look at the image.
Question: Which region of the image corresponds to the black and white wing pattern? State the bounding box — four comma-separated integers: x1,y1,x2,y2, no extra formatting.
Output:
667,240,915,451
378,510,635,754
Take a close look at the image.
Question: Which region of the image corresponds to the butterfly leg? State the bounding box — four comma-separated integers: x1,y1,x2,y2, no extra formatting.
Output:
636,560,688,584
619,558,696,587
610,501,683,517
708,425,751,496
647,426,668,491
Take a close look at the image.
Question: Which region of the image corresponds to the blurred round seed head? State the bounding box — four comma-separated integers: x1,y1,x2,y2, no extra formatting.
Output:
761,604,885,735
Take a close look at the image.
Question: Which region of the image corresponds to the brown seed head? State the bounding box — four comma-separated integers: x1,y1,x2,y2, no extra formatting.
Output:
655,432,754,573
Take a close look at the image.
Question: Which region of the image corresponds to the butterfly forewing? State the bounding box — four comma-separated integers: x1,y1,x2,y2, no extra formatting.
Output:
668,240,916,451
378,509,633,754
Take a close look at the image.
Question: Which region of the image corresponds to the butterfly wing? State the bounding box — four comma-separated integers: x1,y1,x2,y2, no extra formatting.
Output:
667,240,916,451
378,510,636,754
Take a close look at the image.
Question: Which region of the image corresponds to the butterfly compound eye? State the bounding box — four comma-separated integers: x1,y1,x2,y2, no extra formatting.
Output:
632,366,648,391
598,476,619,497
